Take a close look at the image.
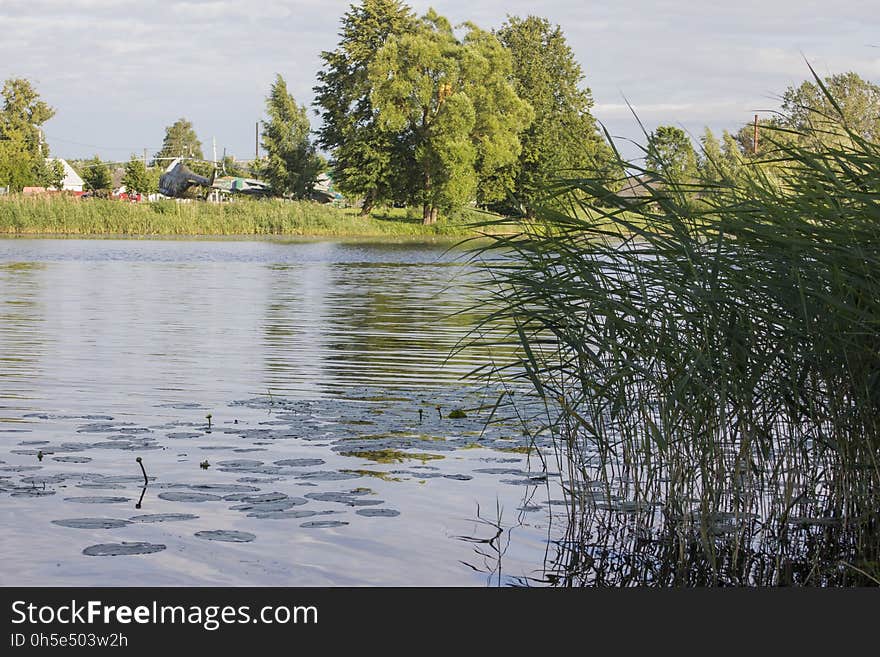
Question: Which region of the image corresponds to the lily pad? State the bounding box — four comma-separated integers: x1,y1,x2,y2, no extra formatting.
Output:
64,496,129,504
230,497,308,512
11,488,56,497
217,459,265,469
273,458,325,467
300,520,349,528
295,471,361,482
51,518,131,529
355,508,400,518
22,474,67,485
129,513,200,523
158,492,222,503
52,456,92,463
83,542,166,556
194,530,256,543
247,510,334,520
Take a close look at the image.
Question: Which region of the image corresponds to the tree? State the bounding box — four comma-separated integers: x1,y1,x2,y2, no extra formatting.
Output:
646,125,698,184
459,23,535,206
314,0,417,215
122,156,154,196
0,78,57,190
1,78,54,158
369,10,531,223
260,75,323,198
153,118,203,164
779,71,880,143
46,159,65,190
82,155,111,192
495,16,616,214
0,136,35,191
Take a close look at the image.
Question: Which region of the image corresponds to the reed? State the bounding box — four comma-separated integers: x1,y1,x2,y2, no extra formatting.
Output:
468,74,880,586
0,196,501,238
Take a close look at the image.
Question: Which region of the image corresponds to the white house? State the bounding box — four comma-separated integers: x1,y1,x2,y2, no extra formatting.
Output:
47,157,84,192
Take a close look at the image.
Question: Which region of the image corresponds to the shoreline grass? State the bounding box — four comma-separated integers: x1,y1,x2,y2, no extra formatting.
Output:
0,196,513,239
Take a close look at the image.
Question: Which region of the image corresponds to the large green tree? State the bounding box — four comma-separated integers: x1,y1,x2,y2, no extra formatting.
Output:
495,16,615,214
153,118,203,164
261,75,322,198
646,125,698,184
779,71,880,143
732,72,880,158
369,10,532,223
314,0,417,215
0,78,57,190
1,78,54,157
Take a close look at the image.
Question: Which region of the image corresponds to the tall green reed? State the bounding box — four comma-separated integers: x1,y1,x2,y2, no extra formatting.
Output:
468,74,880,585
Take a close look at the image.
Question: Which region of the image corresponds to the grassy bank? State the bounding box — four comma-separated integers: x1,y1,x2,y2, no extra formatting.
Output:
0,196,507,238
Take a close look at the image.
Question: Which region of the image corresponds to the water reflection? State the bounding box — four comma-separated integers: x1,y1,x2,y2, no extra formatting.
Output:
0,262,45,422
261,254,488,396
0,239,546,586
0,240,495,409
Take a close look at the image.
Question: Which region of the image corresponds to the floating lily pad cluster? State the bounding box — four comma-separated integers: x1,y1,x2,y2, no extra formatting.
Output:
1,385,555,562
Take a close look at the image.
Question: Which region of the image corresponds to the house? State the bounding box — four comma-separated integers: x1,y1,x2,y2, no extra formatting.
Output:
312,172,343,204
617,174,658,200
47,158,85,192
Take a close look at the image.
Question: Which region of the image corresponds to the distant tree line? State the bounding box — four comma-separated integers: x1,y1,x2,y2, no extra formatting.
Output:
642,71,880,197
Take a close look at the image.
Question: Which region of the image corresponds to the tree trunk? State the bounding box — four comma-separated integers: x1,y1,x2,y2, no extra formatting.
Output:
359,192,374,217
422,205,438,224
422,171,436,224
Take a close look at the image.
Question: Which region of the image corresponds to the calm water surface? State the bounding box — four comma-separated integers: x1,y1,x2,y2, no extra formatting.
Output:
0,239,556,586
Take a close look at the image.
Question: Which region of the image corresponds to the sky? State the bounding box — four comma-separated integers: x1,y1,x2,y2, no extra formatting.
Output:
2,0,878,164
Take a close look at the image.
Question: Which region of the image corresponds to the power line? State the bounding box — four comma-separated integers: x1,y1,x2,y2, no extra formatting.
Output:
42,133,160,153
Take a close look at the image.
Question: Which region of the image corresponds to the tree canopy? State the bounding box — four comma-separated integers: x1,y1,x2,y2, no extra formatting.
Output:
314,0,416,214
260,75,322,199
495,16,616,215
122,156,154,196
779,71,880,143
153,118,203,164
0,78,57,191
368,10,532,223
646,125,698,184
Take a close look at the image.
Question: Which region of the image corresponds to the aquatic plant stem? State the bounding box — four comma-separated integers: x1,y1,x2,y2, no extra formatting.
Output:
136,457,148,486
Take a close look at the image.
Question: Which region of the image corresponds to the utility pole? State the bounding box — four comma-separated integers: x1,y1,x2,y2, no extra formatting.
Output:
255,122,259,161
212,136,217,166
143,148,148,169
753,114,759,155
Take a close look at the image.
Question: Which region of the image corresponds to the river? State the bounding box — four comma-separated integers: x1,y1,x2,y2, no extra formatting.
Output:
0,238,558,586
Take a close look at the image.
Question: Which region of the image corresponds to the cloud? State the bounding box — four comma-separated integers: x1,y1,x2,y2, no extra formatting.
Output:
1,0,877,161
